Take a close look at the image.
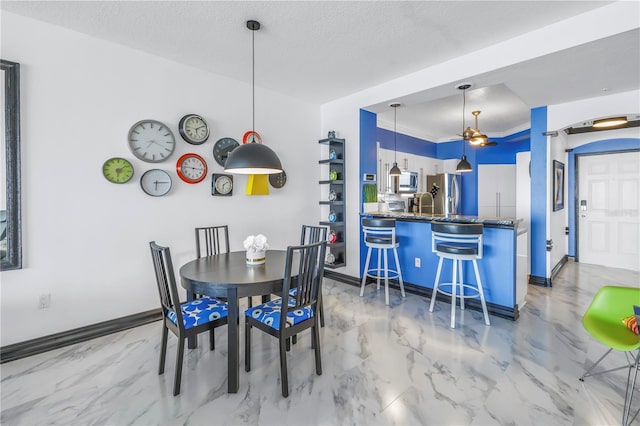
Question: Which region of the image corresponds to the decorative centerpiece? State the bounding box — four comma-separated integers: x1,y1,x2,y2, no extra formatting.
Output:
243,234,269,265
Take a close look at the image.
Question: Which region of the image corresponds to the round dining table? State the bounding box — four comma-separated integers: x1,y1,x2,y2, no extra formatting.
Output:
179,250,297,393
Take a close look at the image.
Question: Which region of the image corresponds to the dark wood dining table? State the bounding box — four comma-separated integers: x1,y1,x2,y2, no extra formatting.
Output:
179,250,296,393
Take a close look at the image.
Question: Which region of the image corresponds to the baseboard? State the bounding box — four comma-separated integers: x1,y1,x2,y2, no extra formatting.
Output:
551,255,568,282
0,308,162,364
323,269,360,286
529,275,552,287
324,270,519,320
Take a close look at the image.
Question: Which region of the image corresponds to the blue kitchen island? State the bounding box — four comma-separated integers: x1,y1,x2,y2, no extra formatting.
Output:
360,212,528,320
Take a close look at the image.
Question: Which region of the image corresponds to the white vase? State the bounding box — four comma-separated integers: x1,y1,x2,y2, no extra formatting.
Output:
246,249,266,265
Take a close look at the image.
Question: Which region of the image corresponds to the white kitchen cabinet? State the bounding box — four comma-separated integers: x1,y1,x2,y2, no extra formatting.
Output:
478,164,516,217
442,159,459,174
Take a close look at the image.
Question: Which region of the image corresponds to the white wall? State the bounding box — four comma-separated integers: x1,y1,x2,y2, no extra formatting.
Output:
0,13,320,345
321,2,639,279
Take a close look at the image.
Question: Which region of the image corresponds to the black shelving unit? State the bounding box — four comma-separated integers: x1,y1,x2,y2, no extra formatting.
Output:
319,137,346,268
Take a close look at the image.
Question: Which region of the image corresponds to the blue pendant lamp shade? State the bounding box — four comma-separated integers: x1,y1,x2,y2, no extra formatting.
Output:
456,83,473,173
224,20,283,175
389,102,402,177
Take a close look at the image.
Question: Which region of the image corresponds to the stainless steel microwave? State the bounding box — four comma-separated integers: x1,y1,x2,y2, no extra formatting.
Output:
398,171,418,193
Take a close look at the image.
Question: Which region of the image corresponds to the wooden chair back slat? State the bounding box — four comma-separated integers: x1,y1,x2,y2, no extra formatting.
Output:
195,225,230,258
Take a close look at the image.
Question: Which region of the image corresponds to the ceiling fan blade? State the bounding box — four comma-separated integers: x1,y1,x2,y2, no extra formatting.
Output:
482,141,498,147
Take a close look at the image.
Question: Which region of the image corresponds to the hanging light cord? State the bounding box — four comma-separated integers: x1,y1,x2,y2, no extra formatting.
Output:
252,27,255,134
394,105,397,163
461,89,466,156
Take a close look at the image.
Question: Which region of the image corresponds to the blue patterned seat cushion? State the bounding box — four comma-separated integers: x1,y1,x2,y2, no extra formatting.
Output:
245,297,313,329
167,297,228,329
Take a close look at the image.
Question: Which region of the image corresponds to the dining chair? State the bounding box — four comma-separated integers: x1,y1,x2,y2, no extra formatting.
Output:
244,240,327,397
149,241,229,396
195,225,230,258
298,225,327,327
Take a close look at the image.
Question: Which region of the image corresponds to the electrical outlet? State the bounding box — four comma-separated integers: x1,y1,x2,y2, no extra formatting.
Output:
414,257,421,268
38,293,51,309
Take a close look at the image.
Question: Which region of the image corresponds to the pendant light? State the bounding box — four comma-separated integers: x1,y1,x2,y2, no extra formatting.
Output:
456,84,472,173
225,20,283,174
389,102,402,177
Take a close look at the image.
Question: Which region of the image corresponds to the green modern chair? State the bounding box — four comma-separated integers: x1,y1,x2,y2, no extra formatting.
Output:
580,285,640,426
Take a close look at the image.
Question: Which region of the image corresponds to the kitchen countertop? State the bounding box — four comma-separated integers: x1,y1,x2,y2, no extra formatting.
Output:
361,211,525,228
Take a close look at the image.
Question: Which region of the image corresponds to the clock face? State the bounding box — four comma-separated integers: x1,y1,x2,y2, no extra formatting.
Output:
179,114,209,145
102,157,134,184
128,119,176,163
140,169,172,196
212,173,233,196
268,170,287,188
176,153,208,184
242,131,262,145
212,137,239,167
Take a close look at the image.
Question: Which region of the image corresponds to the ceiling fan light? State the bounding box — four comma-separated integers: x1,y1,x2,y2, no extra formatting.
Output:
468,131,488,146
592,116,628,128
456,155,472,172
463,126,475,140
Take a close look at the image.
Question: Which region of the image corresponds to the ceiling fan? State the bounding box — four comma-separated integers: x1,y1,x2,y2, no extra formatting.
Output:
465,111,498,147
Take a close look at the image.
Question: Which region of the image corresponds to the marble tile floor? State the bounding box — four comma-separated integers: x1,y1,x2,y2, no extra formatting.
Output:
1,261,639,425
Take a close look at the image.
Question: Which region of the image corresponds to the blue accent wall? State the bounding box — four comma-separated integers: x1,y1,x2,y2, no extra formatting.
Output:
360,109,378,187
376,128,437,157
360,109,378,277
530,107,548,279
567,138,640,257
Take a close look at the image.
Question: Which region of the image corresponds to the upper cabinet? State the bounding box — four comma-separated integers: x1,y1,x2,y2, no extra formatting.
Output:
478,164,517,217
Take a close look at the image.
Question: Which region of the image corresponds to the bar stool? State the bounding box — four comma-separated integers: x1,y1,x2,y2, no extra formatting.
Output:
360,218,405,305
428,222,490,329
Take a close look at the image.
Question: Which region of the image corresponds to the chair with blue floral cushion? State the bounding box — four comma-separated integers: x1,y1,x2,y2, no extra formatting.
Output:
244,240,327,397
149,241,228,396
295,225,328,327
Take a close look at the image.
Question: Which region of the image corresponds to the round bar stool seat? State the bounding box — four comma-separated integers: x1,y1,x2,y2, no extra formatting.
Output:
428,222,490,329
360,218,405,305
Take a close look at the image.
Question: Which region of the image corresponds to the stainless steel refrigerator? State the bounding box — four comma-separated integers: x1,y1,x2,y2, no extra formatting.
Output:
425,173,461,215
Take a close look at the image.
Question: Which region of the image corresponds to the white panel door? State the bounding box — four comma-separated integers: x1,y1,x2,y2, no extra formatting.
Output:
578,151,640,271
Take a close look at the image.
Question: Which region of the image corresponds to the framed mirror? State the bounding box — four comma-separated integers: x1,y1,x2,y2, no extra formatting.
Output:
1,59,22,270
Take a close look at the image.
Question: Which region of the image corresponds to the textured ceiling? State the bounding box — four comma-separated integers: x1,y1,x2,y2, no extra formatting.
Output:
2,0,638,141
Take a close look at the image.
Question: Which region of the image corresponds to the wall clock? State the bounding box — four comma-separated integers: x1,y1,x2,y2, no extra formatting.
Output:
268,170,287,188
178,114,210,145
242,130,262,144
176,153,208,184
212,173,233,196
213,137,239,167
128,119,175,163
140,169,172,196
102,157,134,184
